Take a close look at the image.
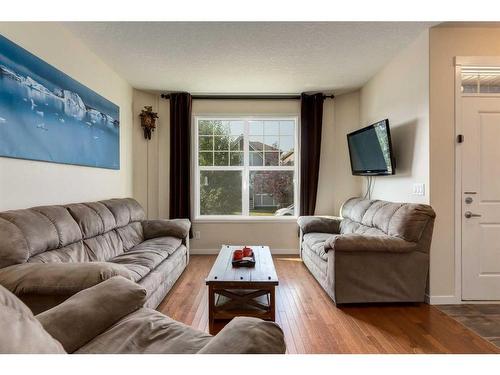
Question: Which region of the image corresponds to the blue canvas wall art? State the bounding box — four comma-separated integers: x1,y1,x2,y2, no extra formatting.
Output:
0,34,120,169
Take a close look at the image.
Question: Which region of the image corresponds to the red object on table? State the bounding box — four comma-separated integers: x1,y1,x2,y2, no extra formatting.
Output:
243,247,253,257
233,249,244,260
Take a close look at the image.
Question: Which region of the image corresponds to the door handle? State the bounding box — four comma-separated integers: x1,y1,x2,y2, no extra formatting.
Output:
464,211,481,218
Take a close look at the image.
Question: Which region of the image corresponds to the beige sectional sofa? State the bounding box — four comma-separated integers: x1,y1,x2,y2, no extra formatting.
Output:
0,276,286,354
0,198,190,313
298,197,436,304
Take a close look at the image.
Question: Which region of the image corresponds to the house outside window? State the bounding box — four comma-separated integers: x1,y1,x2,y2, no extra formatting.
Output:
194,116,298,219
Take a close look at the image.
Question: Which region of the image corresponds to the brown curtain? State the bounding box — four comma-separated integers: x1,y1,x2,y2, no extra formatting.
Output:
169,92,193,237
300,93,324,216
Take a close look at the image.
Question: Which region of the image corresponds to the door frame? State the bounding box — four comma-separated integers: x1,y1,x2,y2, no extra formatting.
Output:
454,56,500,303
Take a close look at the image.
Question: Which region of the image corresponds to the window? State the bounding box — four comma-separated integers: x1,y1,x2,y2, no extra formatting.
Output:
461,68,500,94
194,117,298,219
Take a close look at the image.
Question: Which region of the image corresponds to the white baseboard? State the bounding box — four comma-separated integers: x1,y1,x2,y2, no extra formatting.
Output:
427,294,460,305
190,248,299,255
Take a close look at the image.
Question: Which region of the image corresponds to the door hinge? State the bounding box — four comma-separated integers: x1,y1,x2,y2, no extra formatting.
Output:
457,134,464,143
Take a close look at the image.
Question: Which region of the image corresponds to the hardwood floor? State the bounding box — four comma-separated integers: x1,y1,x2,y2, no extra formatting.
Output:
157,255,499,354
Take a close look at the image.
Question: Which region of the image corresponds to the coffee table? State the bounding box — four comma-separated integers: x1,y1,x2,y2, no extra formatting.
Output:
205,245,279,334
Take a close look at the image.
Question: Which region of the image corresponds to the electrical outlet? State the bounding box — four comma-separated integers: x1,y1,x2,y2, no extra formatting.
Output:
194,231,201,240
412,183,425,196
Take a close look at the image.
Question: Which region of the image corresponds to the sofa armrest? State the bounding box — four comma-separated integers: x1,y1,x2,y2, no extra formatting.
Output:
297,216,342,235
0,262,134,296
142,219,191,240
36,276,146,353
197,317,286,354
325,234,417,253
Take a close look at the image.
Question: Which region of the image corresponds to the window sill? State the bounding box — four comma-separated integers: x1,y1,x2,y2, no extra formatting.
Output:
193,216,298,224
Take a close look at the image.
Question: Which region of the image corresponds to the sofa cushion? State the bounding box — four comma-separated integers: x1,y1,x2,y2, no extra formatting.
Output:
387,204,436,242
0,209,59,258
0,262,134,297
115,222,144,251
32,206,82,248
341,198,375,223
37,276,147,353
0,284,65,354
101,198,145,228
28,241,93,263
83,231,123,261
341,219,386,236
0,216,30,268
198,317,286,354
110,236,181,272
65,202,116,239
302,233,334,261
75,308,212,354
138,245,187,300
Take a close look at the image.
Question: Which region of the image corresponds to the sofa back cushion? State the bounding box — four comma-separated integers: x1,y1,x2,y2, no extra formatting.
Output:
0,208,67,268
340,197,436,243
0,284,66,353
0,198,145,268
66,202,117,239
101,198,145,251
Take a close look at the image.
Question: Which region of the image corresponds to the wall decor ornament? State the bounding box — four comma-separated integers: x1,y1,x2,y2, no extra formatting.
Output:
139,106,158,140
0,34,120,169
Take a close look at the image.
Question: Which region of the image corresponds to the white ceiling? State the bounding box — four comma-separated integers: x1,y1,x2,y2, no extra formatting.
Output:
64,22,434,94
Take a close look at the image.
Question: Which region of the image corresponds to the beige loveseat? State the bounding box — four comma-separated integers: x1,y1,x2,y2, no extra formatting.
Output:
298,197,436,304
0,198,190,313
0,276,286,354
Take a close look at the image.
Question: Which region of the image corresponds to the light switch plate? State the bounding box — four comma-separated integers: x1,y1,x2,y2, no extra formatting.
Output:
412,183,425,196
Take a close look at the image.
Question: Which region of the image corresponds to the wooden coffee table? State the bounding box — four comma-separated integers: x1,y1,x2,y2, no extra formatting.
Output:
205,245,279,334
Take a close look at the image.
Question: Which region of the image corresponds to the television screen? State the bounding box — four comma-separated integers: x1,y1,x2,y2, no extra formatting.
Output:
347,119,395,176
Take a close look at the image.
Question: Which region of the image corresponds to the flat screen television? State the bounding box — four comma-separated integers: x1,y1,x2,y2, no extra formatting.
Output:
347,119,395,176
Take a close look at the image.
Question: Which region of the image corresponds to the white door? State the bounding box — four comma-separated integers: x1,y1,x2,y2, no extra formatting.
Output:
462,96,500,300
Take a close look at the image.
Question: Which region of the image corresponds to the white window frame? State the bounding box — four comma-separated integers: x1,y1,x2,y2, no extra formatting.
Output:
193,115,299,222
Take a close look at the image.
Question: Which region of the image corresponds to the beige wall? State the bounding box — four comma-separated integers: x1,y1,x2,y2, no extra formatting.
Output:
429,25,500,301
360,30,430,205
316,91,362,215
0,23,134,210
133,93,361,253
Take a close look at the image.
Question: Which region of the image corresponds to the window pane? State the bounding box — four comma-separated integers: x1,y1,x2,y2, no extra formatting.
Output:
279,136,294,152
230,152,243,166
213,121,230,135
249,136,264,152
280,151,294,166
279,136,294,166
249,171,294,216
199,152,213,166
229,136,243,151
479,75,500,93
200,171,242,215
264,135,279,151
264,152,280,166
214,152,229,166
199,136,213,151
249,121,263,135
250,151,264,166
264,121,280,135
229,121,244,135
280,121,295,135
214,136,229,151
198,120,214,135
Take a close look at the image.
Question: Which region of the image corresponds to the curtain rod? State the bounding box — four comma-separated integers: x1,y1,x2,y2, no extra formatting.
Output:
160,94,334,100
